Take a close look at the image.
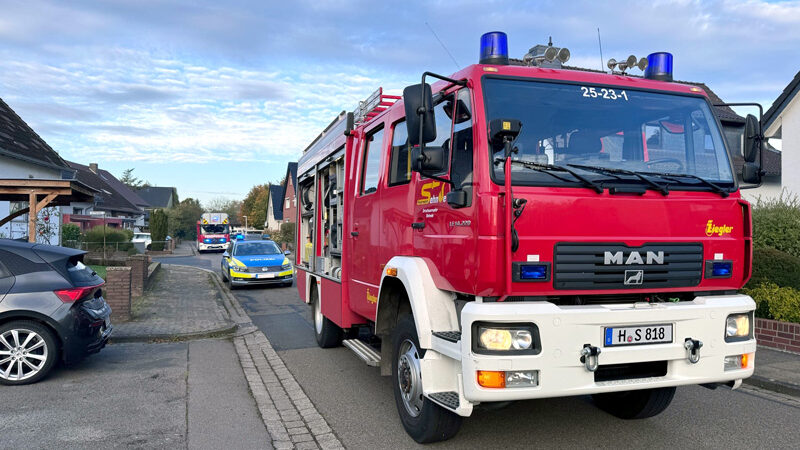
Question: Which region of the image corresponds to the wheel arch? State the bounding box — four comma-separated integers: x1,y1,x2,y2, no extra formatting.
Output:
376,256,459,350
0,310,65,348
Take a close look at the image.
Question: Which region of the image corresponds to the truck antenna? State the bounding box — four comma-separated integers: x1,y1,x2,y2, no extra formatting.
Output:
597,27,605,73
425,21,460,70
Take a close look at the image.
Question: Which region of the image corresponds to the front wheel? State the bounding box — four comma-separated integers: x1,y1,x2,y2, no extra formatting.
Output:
592,386,676,419
0,321,59,386
312,287,342,348
391,314,462,443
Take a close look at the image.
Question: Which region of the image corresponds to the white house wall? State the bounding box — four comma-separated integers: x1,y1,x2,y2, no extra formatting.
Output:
0,155,61,179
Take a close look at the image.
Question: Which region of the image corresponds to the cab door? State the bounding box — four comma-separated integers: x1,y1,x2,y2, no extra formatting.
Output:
412,89,479,294
347,124,386,320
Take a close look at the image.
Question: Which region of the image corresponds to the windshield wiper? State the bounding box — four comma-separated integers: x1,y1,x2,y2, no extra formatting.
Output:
495,158,604,193
566,163,669,196
640,171,730,198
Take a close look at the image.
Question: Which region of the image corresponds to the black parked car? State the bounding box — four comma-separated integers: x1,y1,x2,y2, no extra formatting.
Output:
0,239,112,385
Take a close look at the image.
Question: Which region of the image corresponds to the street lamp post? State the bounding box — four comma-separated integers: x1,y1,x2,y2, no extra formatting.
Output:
243,215,248,231
90,210,107,264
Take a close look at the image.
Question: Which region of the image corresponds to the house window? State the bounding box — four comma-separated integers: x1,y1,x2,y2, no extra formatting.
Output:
286,199,290,209
73,207,84,215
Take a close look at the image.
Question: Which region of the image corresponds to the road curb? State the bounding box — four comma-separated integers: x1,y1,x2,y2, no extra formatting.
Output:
743,375,800,399
110,323,238,344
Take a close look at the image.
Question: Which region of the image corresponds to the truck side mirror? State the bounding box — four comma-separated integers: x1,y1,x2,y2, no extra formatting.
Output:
489,118,523,157
743,114,761,163
741,114,763,185
410,145,446,173
403,83,436,146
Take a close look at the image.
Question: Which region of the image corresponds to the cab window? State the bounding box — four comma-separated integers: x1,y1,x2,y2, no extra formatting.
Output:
361,126,384,195
425,94,455,177
388,120,411,186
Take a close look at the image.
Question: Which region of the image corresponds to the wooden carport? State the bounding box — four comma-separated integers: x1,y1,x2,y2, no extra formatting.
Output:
0,179,96,243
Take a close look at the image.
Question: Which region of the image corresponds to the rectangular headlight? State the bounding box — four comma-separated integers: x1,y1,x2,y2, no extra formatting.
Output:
473,323,540,354
725,313,752,342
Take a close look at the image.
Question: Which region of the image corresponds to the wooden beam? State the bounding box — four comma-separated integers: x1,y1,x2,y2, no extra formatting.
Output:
0,187,71,195
28,192,36,243
36,192,59,212
0,207,29,227
0,179,71,188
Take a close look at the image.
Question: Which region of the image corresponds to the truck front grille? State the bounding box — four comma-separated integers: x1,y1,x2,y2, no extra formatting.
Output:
553,242,703,290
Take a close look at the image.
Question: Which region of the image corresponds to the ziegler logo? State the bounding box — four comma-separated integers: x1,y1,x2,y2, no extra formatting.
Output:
705,220,733,237
604,251,664,265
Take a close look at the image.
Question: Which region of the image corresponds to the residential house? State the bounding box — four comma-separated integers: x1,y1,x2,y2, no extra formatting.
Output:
61,162,147,231
0,98,94,244
264,183,284,232
135,186,179,227
281,162,298,225
747,69,800,201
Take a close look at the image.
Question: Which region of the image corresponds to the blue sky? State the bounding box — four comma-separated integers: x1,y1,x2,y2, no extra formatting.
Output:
1,0,799,205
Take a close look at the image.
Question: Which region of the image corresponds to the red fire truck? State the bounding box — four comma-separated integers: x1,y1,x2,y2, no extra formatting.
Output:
197,212,230,252
294,32,762,443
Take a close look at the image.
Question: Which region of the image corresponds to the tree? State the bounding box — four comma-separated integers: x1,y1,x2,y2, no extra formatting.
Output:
204,197,243,224
168,198,205,240
119,168,149,189
150,209,168,251
240,184,269,229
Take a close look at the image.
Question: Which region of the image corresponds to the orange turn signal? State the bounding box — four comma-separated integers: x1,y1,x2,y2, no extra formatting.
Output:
386,267,398,277
741,353,750,368
477,370,506,389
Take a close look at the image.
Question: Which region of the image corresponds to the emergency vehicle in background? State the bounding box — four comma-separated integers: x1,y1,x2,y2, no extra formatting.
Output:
294,32,762,443
196,212,230,252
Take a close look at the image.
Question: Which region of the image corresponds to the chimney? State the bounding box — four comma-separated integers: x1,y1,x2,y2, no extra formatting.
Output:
89,163,98,173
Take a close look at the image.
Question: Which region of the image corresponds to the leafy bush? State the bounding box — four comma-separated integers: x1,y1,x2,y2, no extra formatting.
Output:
61,223,82,245
274,222,295,249
751,192,800,258
743,282,800,323
747,247,800,290
83,226,132,251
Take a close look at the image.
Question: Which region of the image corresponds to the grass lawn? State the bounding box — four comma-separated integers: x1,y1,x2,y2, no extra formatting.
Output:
89,265,107,279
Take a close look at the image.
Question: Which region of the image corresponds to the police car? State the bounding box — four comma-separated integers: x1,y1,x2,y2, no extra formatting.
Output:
220,237,293,288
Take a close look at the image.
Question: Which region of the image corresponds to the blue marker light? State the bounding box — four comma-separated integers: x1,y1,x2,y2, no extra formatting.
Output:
479,31,509,65
644,52,673,82
520,264,548,280
711,261,732,277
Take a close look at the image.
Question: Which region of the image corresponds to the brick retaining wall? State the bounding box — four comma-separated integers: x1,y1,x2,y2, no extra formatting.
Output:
126,254,151,298
105,266,132,321
755,318,800,354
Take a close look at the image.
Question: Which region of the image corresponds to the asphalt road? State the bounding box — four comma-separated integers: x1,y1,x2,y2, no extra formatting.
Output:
166,252,800,449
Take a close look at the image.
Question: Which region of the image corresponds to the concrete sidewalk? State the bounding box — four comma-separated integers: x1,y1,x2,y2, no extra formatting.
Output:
112,264,236,342
746,347,800,397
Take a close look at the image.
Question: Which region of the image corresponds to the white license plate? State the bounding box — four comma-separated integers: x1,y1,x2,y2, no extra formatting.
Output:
257,273,276,279
604,324,673,346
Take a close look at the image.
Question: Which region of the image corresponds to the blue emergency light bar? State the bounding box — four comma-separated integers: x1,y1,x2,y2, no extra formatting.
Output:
479,31,509,65
644,52,673,82
520,264,548,280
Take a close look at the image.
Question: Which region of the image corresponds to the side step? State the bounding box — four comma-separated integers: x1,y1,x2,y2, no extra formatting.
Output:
343,339,381,367
432,331,461,343
428,391,459,411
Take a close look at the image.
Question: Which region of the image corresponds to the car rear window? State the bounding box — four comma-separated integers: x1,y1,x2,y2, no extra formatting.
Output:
67,256,104,286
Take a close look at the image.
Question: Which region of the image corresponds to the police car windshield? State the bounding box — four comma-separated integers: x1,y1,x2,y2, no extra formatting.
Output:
483,79,735,189
233,241,281,256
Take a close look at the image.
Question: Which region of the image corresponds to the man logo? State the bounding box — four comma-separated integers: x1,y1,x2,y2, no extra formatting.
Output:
624,270,644,285
604,251,664,265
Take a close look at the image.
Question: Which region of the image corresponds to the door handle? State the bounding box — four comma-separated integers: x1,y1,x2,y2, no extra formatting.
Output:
411,222,425,229
351,231,359,237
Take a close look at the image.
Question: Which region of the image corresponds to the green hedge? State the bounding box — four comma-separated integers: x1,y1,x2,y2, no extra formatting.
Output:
84,226,133,251
752,193,800,257
743,282,800,323
747,247,800,290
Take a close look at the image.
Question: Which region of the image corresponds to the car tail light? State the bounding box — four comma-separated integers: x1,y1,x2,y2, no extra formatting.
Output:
54,283,104,303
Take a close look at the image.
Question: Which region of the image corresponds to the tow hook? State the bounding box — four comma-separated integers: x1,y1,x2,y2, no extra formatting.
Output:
580,344,602,372
684,338,703,364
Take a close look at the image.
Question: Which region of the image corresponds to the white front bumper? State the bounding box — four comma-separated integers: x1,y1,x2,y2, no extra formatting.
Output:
455,294,756,403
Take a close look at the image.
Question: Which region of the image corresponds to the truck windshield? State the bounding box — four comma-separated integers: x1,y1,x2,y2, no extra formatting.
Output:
201,224,229,234
483,78,735,190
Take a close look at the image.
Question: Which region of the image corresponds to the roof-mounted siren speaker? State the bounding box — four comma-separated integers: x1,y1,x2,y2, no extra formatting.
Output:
644,52,673,81
479,31,509,65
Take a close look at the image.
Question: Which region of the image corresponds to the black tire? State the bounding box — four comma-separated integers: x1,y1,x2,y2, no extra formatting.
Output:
311,286,342,348
0,320,59,386
592,387,676,419
220,266,228,282
391,314,462,443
